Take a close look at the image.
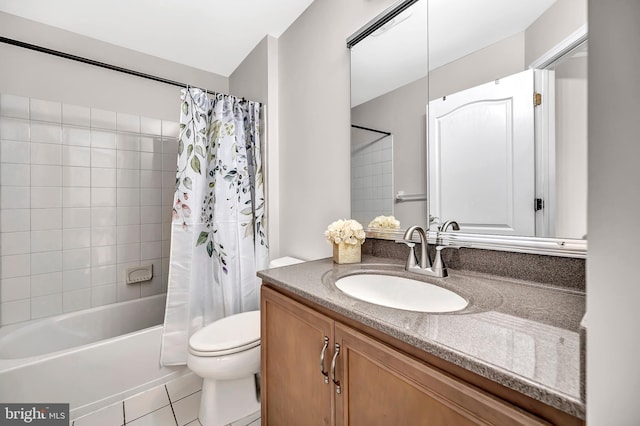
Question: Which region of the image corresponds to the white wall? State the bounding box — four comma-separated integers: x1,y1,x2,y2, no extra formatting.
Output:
0,12,227,121
229,37,269,103
525,0,588,67
276,0,397,260
555,56,588,239
229,35,282,258
587,1,640,423
0,95,178,324
429,33,525,101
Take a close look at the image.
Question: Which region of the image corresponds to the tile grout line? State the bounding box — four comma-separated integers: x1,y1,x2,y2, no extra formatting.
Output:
122,401,126,425
172,388,201,403
165,384,180,426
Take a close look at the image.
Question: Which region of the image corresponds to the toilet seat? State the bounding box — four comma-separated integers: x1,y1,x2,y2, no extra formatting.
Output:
188,310,260,357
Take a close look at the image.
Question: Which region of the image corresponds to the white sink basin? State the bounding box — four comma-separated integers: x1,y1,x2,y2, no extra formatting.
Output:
335,274,468,313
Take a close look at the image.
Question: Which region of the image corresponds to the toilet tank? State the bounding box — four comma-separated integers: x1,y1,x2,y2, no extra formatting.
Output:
269,256,304,268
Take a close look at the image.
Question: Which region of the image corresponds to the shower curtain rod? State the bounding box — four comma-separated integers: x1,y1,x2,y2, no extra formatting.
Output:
0,36,224,96
351,124,391,136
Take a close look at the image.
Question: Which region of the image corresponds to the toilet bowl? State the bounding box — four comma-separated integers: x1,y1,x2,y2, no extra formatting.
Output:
187,256,303,426
187,311,261,426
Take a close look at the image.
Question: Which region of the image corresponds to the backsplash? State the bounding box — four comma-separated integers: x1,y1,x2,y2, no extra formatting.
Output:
362,238,586,291
0,93,178,326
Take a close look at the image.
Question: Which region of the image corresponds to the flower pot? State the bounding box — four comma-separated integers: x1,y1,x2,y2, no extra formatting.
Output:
333,242,361,264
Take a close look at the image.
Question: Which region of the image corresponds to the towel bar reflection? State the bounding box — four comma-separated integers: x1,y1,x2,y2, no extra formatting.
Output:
395,191,427,202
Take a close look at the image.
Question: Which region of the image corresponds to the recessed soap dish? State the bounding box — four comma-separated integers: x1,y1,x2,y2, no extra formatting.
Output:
126,264,153,284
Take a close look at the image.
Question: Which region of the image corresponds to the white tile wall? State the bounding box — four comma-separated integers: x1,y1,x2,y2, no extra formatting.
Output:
31,142,62,165
1,139,30,163
1,163,30,186
351,135,394,227
0,276,30,301
62,145,91,166
31,272,62,297
2,186,30,209
31,122,61,144
31,230,62,253
64,208,91,228
91,109,117,130
31,187,61,208
1,117,30,141
2,231,31,255
30,99,62,123
1,209,30,232
0,94,30,119
63,126,91,147
0,93,178,325
62,104,90,127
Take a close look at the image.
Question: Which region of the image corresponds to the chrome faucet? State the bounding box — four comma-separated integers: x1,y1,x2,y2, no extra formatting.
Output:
440,220,460,232
397,224,462,278
397,225,448,277
437,220,460,246
398,225,431,271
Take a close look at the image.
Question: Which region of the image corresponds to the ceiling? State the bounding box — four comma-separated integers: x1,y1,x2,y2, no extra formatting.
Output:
0,0,558,103
0,0,315,77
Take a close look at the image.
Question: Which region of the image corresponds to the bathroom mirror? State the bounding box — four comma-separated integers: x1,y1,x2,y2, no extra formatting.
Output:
349,0,427,231
348,0,587,257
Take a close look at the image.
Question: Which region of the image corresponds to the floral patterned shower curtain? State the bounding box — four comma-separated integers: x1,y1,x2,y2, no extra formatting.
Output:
160,88,268,366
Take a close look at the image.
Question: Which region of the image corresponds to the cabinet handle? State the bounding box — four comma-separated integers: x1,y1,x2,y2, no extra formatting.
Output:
319,336,330,384
330,343,341,394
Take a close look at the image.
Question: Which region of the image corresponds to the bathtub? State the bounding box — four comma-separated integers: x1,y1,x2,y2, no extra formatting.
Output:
0,294,189,419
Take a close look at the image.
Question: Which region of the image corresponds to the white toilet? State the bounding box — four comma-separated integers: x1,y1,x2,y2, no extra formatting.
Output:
187,256,303,426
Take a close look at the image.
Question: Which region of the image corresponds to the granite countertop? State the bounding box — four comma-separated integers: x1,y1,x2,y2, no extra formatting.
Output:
258,255,586,419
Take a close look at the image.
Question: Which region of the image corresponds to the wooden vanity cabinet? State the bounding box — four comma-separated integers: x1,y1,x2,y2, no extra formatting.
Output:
261,285,335,425
261,285,556,426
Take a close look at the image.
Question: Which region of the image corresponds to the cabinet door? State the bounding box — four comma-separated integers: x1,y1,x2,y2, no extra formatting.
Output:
261,286,335,425
334,323,549,426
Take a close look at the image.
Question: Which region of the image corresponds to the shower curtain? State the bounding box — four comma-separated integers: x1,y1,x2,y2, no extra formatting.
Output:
160,88,269,366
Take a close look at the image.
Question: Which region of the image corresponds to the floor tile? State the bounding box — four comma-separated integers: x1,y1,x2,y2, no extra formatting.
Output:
184,421,202,426
126,405,177,426
229,410,261,426
165,372,203,402
73,401,124,426
124,384,171,422
172,390,201,426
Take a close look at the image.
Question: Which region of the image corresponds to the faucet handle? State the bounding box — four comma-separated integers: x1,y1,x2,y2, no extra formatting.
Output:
396,239,418,270
432,245,463,278
432,246,448,277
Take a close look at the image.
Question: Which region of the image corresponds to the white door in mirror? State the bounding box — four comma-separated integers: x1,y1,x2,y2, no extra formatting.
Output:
335,274,467,313
429,69,535,236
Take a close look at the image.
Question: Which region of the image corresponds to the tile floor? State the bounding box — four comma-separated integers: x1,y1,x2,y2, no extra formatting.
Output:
71,372,261,426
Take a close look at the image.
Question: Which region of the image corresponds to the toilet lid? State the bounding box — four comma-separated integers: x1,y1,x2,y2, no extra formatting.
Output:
189,310,260,356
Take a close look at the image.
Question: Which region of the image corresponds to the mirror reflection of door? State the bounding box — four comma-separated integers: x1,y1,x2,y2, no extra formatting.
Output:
539,42,588,239
429,69,535,236
428,42,587,239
